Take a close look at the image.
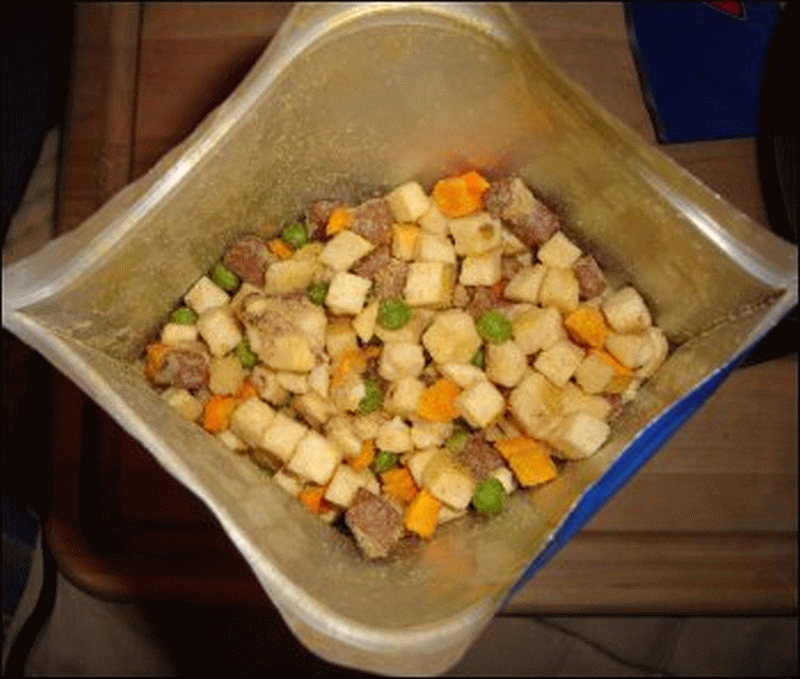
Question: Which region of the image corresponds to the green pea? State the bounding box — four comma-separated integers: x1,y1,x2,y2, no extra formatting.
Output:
211,262,240,292
377,297,412,330
445,427,470,454
170,306,198,325
372,450,398,474
235,338,258,369
358,375,383,414
470,347,485,369
281,221,308,249
475,309,512,344
307,282,329,306
472,478,506,515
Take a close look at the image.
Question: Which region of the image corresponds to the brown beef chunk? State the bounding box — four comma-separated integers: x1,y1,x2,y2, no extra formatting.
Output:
147,343,210,392
483,177,560,249
456,434,504,480
349,198,393,246
573,254,608,301
351,245,408,300
345,488,404,559
222,233,272,286
306,199,344,241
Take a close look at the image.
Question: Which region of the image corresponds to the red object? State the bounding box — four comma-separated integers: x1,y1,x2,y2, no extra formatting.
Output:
705,1,746,19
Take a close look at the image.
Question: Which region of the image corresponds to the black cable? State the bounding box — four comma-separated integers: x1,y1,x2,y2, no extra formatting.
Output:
532,617,675,677
2,533,59,677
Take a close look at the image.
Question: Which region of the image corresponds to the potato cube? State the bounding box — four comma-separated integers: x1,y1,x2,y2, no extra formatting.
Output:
573,353,615,394
422,451,476,511
308,363,330,398
351,412,389,440
456,380,505,429
405,447,439,485
379,342,425,381
437,363,485,389
538,266,579,314
410,421,453,450
422,310,482,364
352,301,379,343
272,468,304,497
636,327,669,379
504,265,546,303
588,349,635,395
437,505,467,525
230,396,275,447
533,340,585,387
418,202,450,235
263,258,319,295
448,212,502,256
209,355,246,395
386,378,425,417
250,365,288,405
547,411,610,460
513,306,566,354
161,387,203,421
486,340,527,387
601,286,652,333
509,372,564,437
325,272,371,316
230,282,264,315
376,416,414,453
326,320,359,359
293,391,336,427
196,307,243,357
324,464,371,507
329,372,367,412
561,383,613,421
161,323,199,346
489,465,517,494
605,331,654,369
260,412,308,462
416,232,456,264
184,275,229,314
261,334,315,372
325,417,363,459
537,231,582,268
319,230,375,271
459,248,502,286
216,429,247,453
404,261,455,308
391,223,421,261
500,227,528,255
286,431,343,484
385,181,431,222
275,371,310,394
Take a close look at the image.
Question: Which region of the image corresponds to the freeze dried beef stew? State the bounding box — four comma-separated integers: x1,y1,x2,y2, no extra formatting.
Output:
144,170,669,559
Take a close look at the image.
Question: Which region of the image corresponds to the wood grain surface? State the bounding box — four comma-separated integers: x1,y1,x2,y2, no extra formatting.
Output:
46,2,796,613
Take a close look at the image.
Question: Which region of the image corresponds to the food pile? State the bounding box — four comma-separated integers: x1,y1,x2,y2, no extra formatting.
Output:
143,171,669,558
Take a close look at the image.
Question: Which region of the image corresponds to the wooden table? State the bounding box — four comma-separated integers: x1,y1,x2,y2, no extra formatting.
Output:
40,2,797,614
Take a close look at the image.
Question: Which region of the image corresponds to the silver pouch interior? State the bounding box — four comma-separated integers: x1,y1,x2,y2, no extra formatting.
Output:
3,3,797,676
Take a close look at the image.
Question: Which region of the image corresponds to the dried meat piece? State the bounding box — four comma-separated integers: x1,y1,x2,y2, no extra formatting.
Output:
306,199,344,240
351,245,408,300
465,286,515,319
573,254,608,301
222,233,273,286
349,198,393,246
345,488,404,559
146,342,210,392
456,434,504,480
483,177,559,249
